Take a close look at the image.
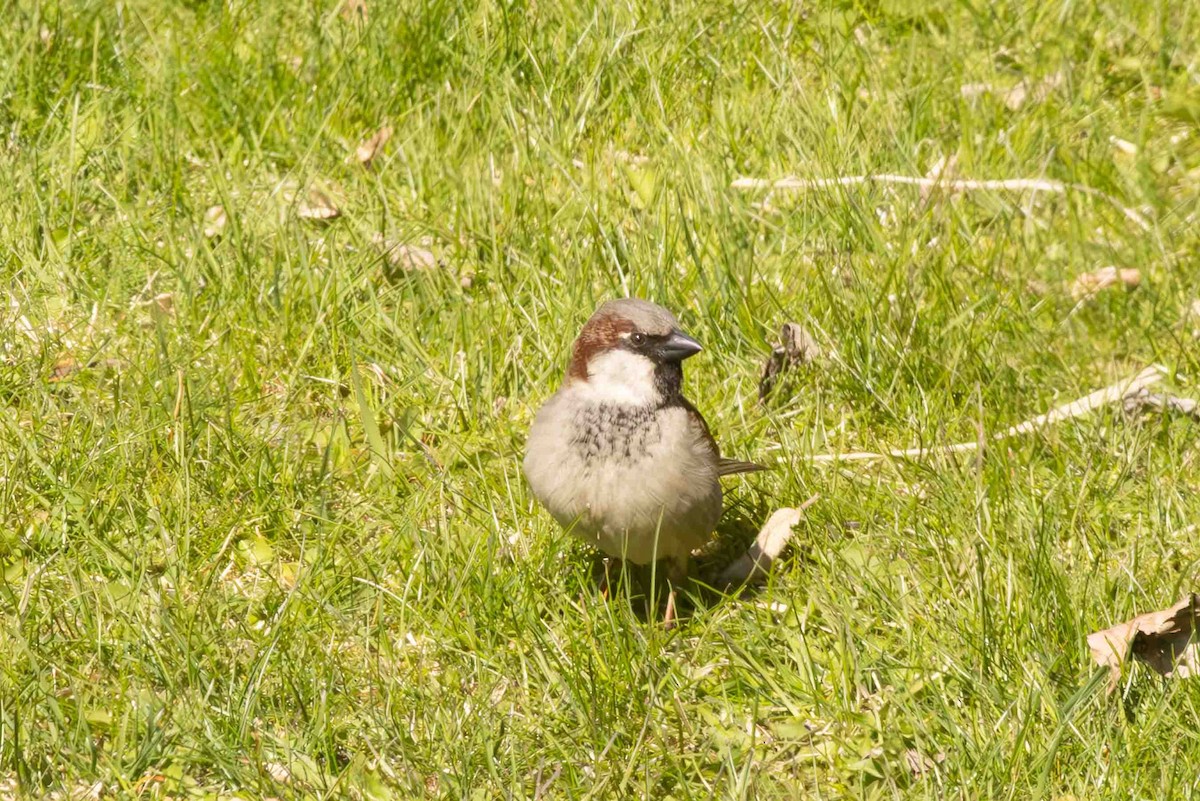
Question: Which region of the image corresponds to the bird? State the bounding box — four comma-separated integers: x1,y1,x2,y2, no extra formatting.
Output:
523,298,762,624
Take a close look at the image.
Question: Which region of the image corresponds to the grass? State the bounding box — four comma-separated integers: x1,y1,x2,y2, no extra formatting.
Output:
1,0,1199,797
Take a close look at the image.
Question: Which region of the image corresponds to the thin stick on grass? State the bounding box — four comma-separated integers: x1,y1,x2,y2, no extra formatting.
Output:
810,364,1167,465
731,174,1152,232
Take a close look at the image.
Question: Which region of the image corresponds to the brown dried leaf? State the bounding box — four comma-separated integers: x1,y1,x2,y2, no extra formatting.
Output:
1088,594,1200,692
1109,136,1138,157
1003,71,1064,110
904,749,945,778
612,149,650,166
1122,389,1200,422
373,233,438,275
716,496,819,587
203,205,227,239
49,356,80,383
1070,266,1141,301
263,762,291,784
355,125,393,167
297,187,341,222
1186,299,1200,336
960,82,994,100
48,356,119,382
759,322,822,400
152,293,175,316
202,203,225,237
340,0,368,23
960,72,1063,110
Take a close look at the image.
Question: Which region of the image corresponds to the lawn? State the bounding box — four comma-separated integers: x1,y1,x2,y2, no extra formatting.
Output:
2,0,1200,797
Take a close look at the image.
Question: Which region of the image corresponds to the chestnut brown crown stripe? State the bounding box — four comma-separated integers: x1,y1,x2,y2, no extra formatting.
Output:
568,314,635,381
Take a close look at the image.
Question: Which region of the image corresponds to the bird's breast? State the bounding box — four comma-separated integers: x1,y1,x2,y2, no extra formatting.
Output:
568,403,663,463
523,393,722,563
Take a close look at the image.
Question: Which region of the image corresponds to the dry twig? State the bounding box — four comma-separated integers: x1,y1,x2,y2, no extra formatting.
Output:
731,173,1151,232
809,364,1167,465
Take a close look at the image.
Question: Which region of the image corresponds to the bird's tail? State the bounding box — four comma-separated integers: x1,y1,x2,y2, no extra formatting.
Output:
718,457,767,477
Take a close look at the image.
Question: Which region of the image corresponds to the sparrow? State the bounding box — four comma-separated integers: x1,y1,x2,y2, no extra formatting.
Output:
523,298,762,623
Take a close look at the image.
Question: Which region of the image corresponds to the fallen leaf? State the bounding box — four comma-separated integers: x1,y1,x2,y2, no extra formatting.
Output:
1186,299,1200,336
49,356,80,382
340,0,368,23
759,322,822,400
355,124,393,167
1070,266,1141,301
1003,71,1064,110
264,762,291,784
152,293,175,316
132,291,176,326
1088,594,1200,692
373,233,438,275
960,73,1063,110
1025,279,1050,296
1109,136,1138,156
69,781,104,801
1122,389,1200,422
716,496,819,587
48,356,119,382
203,205,227,238
904,749,945,778
297,186,341,222
960,82,994,100
612,149,650,166
131,772,166,796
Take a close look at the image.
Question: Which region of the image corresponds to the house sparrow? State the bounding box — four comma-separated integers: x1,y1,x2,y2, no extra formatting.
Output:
523,298,762,623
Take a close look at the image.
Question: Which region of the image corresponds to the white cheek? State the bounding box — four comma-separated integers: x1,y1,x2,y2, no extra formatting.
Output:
582,350,658,406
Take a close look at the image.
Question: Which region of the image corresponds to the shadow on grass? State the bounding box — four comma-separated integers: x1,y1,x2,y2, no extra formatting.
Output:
580,489,815,625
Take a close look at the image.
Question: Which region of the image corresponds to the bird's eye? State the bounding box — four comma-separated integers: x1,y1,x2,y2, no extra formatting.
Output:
629,332,647,347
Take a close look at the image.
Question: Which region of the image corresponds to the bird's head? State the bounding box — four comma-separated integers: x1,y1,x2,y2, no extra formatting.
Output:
567,298,702,406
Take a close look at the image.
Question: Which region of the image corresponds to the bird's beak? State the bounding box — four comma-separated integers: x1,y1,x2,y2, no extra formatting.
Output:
658,330,703,362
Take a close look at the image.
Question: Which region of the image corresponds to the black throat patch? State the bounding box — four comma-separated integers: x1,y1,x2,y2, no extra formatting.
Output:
653,361,685,406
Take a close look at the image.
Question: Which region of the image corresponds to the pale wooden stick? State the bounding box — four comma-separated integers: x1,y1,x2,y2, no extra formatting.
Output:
731,174,1152,232
810,364,1167,465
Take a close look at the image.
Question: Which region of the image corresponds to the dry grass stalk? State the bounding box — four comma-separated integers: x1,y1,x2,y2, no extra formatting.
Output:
809,364,1167,465
730,174,1151,232
1070,266,1141,301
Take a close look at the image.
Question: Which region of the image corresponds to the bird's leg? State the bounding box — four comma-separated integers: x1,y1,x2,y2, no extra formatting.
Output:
662,555,689,630
599,557,621,599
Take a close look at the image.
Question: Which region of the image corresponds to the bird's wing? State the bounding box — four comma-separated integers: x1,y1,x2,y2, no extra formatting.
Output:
680,399,767,478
